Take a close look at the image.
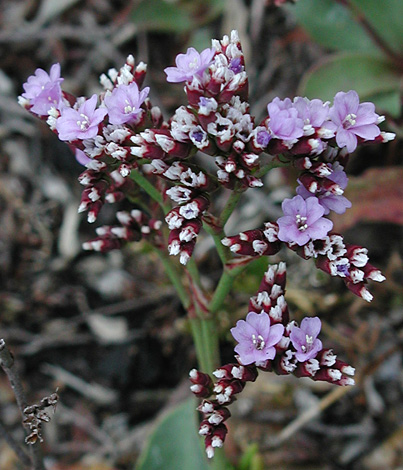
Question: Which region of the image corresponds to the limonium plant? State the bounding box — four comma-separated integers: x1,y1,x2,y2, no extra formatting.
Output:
20,30,394,462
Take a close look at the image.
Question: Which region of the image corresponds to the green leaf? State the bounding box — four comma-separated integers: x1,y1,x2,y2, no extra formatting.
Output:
298,53,402,116
135,398,209,470
131,0,193,33
233,257,270,294
238,444,264,470
288,0,380,54
189,27,216,52
364,90,402,118
192,0,226,24
350,0,403,55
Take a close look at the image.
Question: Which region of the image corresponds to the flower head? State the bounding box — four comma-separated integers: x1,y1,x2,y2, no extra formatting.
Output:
290,317,322,362
164,47,215,83
230,312,284,365
56,95,107,141
104,82,149,125
266,97,304,141
293,97,330,132
21,63,64,115
296,164,352,215
277,195,333,246
325,90,381,153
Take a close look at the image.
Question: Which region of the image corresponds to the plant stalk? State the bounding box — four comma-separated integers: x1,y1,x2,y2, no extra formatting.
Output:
130,169,171,214
189,317,220,374
209,263,248,315
219,190,243,227
154,248,191,310
0,339,46,470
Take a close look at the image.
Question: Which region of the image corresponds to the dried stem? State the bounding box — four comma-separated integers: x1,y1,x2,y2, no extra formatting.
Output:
270,385,352,446
0,339,46,470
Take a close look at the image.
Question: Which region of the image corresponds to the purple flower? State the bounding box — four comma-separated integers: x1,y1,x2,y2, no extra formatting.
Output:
104,82,149,125
267,97,304,141
325,90,381,153
21,63,63,115
230,312,284,365
277,195,333,246
75,149,92,166
256,129,271,147
198,97,218,115
290,317,322,362
164,47,215,83
56,95,107,141
293,97,330,130
229,57,243,74
296,165,352,215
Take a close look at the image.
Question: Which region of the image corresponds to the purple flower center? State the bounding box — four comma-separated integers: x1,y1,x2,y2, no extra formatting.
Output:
229,58,242,74
337,264,350,276
191,129,204,142
199,97,210,106
256,130,271,147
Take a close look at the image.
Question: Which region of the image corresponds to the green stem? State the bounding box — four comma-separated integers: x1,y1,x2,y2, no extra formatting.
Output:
202,317,220,372
255,158,289,179
203,223,230,265
190,318,210,373
186,257,203,288
152,244,222,372
154,248,190,310
131,166,234,468
130,169,171,214
190,317,220,374
209,264,248,315
219,190,243,227
202,190,245,266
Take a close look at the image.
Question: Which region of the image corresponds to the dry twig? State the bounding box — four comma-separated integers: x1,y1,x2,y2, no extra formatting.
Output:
0,339,46,470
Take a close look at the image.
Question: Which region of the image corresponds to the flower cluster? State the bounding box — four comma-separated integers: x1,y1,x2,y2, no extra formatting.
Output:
19,54,157,226
82,209,163,253
20,30,393,460
20,63,64,116
191,263,355,457
254,92,386,156
222,216,385,302
19,32,393,280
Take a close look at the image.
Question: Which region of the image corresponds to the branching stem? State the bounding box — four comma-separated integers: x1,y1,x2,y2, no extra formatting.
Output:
0,339,46,470
219,190,243,227
209,264,248,315
130,169,171,214
154,248,191,310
